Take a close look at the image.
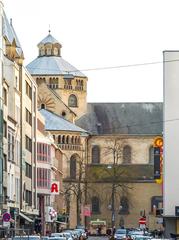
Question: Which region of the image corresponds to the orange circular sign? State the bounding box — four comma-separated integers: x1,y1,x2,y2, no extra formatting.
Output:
153,137,163,147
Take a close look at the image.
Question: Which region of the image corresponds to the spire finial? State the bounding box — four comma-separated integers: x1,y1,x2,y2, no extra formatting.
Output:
48,24,51,34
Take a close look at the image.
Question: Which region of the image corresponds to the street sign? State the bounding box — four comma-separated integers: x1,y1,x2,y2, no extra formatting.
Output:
153,137,163,147
3,221,10,227
83,205,91,216
3,212,11,222
139,217,146,225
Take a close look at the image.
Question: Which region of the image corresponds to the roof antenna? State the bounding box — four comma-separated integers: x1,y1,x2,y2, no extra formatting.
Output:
48,24,51,34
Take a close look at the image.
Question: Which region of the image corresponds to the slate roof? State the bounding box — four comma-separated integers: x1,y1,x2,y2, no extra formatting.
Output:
26,56,85,77
76,102,163,135
38,33,60,46
39,109,87,133
3,11,24,57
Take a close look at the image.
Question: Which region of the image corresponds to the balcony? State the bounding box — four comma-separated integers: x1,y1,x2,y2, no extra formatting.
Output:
58,143,81,151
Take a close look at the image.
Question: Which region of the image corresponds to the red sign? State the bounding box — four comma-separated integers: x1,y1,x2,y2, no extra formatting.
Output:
83,205,91,217
3,212,11,222
139,217,146,225
51,183,59,193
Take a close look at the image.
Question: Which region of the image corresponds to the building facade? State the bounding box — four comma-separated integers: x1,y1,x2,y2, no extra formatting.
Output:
27,32,163,230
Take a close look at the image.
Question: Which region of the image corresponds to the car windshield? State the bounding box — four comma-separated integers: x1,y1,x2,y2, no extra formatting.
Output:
116,229,127,234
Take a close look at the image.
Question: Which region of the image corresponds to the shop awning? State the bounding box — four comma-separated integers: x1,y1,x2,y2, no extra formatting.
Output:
19,212,33,223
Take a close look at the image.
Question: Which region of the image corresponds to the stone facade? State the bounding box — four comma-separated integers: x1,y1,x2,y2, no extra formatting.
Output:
27,33,163,230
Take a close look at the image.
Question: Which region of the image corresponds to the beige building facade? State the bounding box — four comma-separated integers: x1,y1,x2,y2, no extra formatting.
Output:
27,33,163,230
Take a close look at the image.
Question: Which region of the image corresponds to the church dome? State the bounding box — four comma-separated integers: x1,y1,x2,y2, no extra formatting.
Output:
26,32,85,77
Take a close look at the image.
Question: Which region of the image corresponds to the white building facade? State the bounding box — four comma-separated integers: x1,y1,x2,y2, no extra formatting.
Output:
163,51,179,236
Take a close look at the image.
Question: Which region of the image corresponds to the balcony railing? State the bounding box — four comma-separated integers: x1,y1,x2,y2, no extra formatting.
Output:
75,86,83,91
58,144,81,151
64,85,73,90
47,84,59,89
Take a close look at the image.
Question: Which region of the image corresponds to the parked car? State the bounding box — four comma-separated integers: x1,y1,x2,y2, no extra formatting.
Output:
12,236,41,240
114,229,127,240
51,233,66,239
49,237,67,240
62,232,73,240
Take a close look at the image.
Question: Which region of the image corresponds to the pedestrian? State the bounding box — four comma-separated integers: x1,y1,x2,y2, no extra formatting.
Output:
112,226,116,235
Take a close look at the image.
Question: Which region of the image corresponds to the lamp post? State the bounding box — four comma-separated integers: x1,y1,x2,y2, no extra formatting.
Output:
107,164,115,228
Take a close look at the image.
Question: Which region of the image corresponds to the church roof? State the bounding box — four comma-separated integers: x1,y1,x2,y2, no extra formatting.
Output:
2,11,24,57
76,102,163,135
39,109,87,133
26,56,85,77
38,33,60,46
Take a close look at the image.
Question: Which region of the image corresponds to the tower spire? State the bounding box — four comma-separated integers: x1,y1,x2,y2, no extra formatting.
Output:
48,24,51,34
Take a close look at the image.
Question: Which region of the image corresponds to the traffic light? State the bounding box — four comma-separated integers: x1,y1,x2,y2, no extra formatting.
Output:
154,147,161,179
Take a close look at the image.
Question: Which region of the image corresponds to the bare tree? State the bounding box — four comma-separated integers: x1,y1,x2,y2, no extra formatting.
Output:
87,138,133,228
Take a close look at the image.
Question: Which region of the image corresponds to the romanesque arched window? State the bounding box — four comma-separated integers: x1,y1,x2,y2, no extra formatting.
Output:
62,135,65,144
92,145,100,164
70,155,77,179
119,196,129,215
68,94,78,107
149,146,154,164
58,135,61,144
123,145,131,164
92,196,100,214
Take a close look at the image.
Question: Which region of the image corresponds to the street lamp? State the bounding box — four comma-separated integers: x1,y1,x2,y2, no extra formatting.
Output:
107,164,115,228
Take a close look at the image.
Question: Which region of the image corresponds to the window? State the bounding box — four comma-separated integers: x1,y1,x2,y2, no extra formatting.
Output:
25,135,32,152
92,196,100,214
15,76,19,90
3,187,7,204
49,77,59,89
37,143,51,162
37,168,51,188
92,146,100,164
119,197,129,215
25,162,32,178
68,94,78,107
3,120,7,138
15,178,20,203
3,88,7,105
47,48,51,55
15,140,20,166
149,146,154,164
3,154,7,171
8,128,15,162
41,103,46,109
25,190,32,206
70,155,76,179
123,145,131,164
26,108,32,125
26,81,32,99
58,135,61,144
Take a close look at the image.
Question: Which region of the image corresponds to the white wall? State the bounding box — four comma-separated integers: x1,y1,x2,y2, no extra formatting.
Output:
163,51,179,216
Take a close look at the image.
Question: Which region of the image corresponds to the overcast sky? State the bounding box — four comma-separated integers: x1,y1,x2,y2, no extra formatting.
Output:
3,0,179,102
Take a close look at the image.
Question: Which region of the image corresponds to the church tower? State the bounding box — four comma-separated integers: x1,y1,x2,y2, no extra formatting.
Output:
27,32,88,120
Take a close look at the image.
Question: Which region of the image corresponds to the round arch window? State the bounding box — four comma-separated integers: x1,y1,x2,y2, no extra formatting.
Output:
68,94,78,107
